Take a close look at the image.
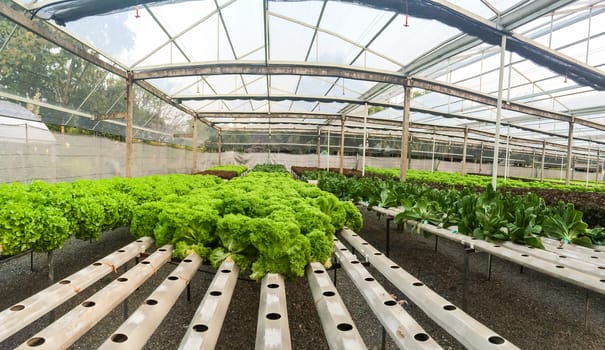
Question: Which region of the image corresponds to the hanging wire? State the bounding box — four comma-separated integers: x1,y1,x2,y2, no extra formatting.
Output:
403,0,410,27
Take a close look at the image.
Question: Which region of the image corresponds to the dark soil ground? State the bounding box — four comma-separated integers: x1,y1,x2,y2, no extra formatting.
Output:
1,207,604,349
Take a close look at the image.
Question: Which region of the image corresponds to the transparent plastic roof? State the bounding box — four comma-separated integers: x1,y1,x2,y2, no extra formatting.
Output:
5,0,605,152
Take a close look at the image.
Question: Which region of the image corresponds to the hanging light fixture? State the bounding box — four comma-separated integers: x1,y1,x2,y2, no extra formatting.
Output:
403,0,410,27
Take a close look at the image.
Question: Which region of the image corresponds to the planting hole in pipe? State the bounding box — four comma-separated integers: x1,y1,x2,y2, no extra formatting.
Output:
488,336,505,344
168,276,178,280
314,270,325,274
118,250,126,253
595,250,602,253
521,254,529,257
351,261,360,264
82,301,96,307
266,313,281,320
361,242,369,245
556,265,564,269
145,299,158,305
493,245,501,248
267,283,279,289
323,291,336,297
384,300,397,306
413,282,424,287
337,323,353,331
591,256,598,259
221,269,231,273
559,256,567,258
391,265,401,269
374,252,382,256
93,262,102,266
193,324,209,332
158,248,167,252
136,240,143,242
141,261,151,265
443,305,457,311
364,277,375,282
210,291,222,296
598,266,605,269
414,333,429,341
351,234,358,237
10,304,25,311
59,280,71,284
111,334,128,343
556,247,563,250
26,337,45,347
118,277,128,282
600,279,605,283
183,259,192,263
340,248,347,251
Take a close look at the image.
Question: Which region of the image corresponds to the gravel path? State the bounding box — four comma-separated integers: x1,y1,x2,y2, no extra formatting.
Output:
1,207,604,349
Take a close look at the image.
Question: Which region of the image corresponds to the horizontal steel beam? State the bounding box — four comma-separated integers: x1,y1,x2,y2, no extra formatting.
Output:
133,61,404,85
0,3,127,79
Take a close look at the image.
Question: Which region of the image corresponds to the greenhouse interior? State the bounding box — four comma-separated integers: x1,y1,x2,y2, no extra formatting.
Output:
0,0,604,349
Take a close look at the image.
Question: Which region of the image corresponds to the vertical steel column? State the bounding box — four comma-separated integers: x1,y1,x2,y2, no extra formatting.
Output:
479,143,484,173
586,141,591,188
126,72,134,178
504,126,510,180
192,117,198,173
217,130,222,165
327,129,331,170
540,140,546,182
566,121,574,185
317,128,321,168
491,35,507,191
461,127,468,175
340,116,345,175
362,104,368,176
596,149,601,183
400,85,411,181
431,134,436,172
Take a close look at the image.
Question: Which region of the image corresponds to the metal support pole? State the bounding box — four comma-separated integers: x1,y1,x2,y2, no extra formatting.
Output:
125,72,134,178
461,127,468,175
218,131,222,166
431,134,436,172
504,127,510,180
597,149,601,183
479,143,484,173
586,141,591,188
491,35,507,191
47,251,54,283
192,117,198,173
326,129,330,170
340,115,345,175
463,247,475,310
566,121,574,185
362,104,368,176
434,236,439,252
400,85,411,181
541,140,546,182
316,129,321,168
30,251,34,272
